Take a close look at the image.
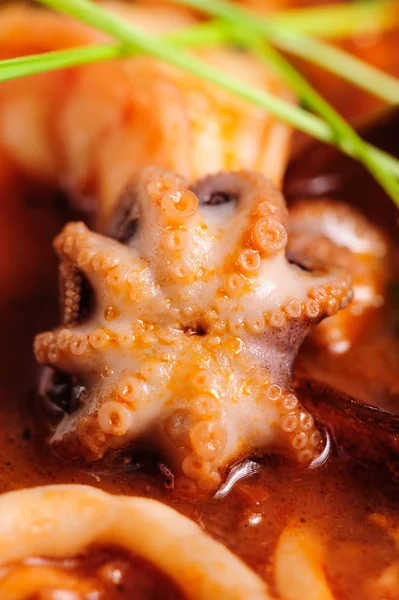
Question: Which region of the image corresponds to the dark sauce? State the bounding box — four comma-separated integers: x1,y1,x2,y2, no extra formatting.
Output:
1,545,184,600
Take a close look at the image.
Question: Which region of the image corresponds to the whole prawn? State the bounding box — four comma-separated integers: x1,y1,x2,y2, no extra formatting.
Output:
0,2,293,229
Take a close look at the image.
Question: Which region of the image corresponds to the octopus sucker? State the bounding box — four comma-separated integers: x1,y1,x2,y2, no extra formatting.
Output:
35,167,353,492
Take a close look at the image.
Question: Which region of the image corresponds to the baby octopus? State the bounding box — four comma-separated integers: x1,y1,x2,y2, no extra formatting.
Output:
35,167,352,493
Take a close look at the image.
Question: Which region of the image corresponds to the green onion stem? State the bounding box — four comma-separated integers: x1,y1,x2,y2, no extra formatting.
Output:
274,0,399,40
34,0,399,206
33,0,339,140
0,44,124,83
271,27,399,104
0,20,234,85
0,33,344,149
3,0,399,102
223,25,399,203
2,36,399,182
170,1,399,42
172,0,399,104
3,0,396,80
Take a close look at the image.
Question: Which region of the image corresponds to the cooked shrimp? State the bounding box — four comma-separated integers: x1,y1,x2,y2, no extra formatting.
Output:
0,2,294,229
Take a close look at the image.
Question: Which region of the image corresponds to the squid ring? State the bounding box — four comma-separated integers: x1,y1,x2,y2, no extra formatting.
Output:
0,484,270,600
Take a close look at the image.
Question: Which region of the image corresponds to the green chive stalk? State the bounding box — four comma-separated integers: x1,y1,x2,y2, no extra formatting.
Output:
172,0,399,104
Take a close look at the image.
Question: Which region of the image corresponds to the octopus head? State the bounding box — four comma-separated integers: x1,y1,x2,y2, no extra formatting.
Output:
35,166,352,493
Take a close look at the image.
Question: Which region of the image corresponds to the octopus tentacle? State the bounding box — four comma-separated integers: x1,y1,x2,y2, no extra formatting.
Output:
59,261,85,327
288,198,389,352
35,168,353,493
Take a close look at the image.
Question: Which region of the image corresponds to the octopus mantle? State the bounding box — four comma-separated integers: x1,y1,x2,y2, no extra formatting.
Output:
35,167,352,492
